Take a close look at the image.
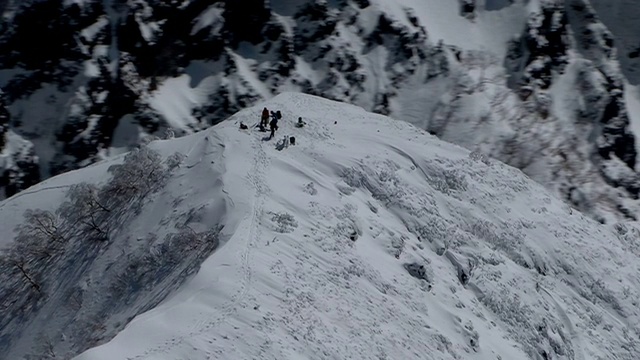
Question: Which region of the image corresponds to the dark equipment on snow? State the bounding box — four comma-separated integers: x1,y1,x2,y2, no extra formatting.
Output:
239,122,248,130
290,136,296,145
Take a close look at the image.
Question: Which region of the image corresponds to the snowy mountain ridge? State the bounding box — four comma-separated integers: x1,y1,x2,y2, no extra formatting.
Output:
3,0,640,224
2,93,640,360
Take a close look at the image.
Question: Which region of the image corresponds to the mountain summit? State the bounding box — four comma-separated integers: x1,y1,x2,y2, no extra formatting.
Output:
1,93,639,360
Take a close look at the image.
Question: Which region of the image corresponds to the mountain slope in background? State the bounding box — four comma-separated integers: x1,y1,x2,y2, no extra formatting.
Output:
2,0,640,223
2,93,640,360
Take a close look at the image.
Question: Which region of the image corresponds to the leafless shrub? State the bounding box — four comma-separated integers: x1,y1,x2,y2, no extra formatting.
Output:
16,209,68,258
0,247,42,294
58,183,110,241
103,146,167,201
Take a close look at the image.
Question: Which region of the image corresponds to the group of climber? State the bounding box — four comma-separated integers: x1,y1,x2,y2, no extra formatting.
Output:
240,106,307,144
260,107,281,139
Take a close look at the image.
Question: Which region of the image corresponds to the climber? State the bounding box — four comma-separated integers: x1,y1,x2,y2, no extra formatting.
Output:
295,117,306,128
269,112,279,140
261,107,270,127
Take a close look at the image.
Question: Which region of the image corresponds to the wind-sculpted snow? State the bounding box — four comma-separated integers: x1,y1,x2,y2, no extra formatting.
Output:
1,92,623,360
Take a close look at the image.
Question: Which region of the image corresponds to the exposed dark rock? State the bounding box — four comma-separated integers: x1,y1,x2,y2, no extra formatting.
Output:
404,262,430,282
460,0,476,19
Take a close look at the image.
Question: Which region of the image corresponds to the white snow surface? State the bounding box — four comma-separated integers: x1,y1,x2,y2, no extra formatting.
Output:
148,74,217,131
387,0,527,57
191,4,224,36
4,93,640,359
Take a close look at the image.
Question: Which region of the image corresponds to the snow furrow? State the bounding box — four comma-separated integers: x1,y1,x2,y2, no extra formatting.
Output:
129,129,268,359
541,286,585,360
192,128,269,333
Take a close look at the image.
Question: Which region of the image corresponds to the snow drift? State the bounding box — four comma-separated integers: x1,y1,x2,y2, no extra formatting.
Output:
2,93,640,360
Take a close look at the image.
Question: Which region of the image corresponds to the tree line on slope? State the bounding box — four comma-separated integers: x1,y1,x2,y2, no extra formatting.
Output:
0,145,220,359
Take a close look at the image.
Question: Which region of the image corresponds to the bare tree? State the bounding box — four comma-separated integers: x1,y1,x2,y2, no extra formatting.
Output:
58,183,110,241
103,146,167,201
29,333,57,359
16,210,68,258
165,152,186,171
0,248,42,294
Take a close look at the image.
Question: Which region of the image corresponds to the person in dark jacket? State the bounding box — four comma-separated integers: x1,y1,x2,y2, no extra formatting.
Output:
261,107,270,127
269,112,279,139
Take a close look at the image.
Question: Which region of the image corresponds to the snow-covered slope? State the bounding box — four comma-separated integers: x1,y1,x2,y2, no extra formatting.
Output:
3,93,640,359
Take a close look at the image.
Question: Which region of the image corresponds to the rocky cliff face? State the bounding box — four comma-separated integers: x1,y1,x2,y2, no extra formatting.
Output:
1,0,639,222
